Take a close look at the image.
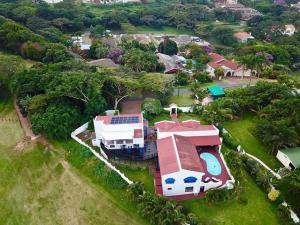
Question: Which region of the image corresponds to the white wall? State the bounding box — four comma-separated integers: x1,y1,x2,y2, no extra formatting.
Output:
277,151,294,170
157,128,219,140
161,169,225,196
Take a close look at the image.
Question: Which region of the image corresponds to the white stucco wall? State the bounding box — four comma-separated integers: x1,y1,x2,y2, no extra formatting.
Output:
156,127,219,140
276,151,294,170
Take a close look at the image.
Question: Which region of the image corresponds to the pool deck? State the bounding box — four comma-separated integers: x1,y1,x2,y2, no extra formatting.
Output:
199,149,230,187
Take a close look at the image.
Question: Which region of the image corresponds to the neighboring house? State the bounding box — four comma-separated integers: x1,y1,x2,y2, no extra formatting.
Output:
170,35,210,48
220,3,262,21
234,32,254,43
92,113,146,150
277,147,300,170
291,2,300,12
87,58,119,68
283,24,296,36
72,34,92,50
157,53,182,74
206,53,252,77
154,120,234,198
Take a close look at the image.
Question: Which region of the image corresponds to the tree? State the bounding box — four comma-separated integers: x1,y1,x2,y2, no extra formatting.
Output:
43,43,71,63
89,41,110,59
142,98,163,115
214,67,225,79
103,75,140,110
90,24,105,38
212,27,235,45
122,48,159,72
139,73,175,105
176,72,189,86
158,38,178,55
31,102,82,139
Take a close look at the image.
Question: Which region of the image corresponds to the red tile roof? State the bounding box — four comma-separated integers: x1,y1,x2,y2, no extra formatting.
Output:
134,129,143,138
174,135,203,172
209,53,224,62
183,135,222,146
157,136,180,175
155,120,216,132
208,53,239,71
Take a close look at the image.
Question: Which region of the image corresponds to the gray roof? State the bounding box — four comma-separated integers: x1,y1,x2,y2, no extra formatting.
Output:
87,58,119,68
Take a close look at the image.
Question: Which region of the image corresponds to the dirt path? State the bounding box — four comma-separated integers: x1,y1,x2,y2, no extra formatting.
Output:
13,96,52,149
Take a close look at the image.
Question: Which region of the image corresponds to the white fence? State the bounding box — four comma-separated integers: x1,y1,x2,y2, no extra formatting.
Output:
163,107,193,113
71,123,133,185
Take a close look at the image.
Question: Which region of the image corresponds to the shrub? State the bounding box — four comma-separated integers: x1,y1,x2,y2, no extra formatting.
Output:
142,98,163,115
268,188,280,202
222,132,239,150
194,72,213,83
277,204,295,225
206,188,233,203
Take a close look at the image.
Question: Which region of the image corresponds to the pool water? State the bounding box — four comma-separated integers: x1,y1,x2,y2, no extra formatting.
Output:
200,152,222,176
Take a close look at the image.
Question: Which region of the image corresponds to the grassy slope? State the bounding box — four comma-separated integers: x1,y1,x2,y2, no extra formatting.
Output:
0,92,146,225
224,115,280,170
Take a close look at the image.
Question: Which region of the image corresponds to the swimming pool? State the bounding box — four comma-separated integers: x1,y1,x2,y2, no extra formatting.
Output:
200,152,222,176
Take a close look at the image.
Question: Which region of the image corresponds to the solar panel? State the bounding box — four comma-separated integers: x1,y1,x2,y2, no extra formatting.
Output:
111,116,139,124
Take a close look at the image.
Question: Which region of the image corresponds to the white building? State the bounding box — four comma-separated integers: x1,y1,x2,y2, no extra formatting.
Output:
154,120,234,198
276,147,300,170
72,35,91,50
234,32,254,43
92,113,145,150
283,24,296,36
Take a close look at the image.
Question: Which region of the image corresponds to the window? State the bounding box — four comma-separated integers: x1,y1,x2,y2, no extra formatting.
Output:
116,140,124,144
185,187,194,192
107,140,114,145
110,145,115,148
165,178,175,184
167,188,172,190
125,139,133,144
121,145,126,149
133,144,139,148
184,176,197,183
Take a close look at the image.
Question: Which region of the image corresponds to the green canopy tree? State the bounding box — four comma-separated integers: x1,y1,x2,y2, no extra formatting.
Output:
158,38,178,56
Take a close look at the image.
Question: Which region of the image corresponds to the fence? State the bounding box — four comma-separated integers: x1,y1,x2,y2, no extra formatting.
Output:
71,123,133,185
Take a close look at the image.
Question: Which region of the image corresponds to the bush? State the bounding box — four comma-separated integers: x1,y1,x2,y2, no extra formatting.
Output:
194,72,212,83
222,132,239,150
142,98,163,115
243,158,271,193
277,204,295,225
268,188,280,202
206,188,233,203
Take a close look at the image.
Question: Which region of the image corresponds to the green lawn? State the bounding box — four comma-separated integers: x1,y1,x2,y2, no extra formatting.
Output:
170,94,194,107
224,115,281,170
183,172,279,225
121,147,280,225
0,91,148,225
136,25,192,35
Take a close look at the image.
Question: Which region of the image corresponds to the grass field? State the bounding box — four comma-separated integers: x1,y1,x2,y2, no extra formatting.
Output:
224,115,281,170
170,94,194,107
0,91,147,225
136,25,192,35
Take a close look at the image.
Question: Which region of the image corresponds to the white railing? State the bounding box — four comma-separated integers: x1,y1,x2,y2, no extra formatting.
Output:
71,124,133,185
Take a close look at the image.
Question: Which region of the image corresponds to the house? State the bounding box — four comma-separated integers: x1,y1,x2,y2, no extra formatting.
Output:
157,53,182,74
86,0,140,4
207,86,225,99
170,35,210,48
221,3,262,21
206,53,252,77
234,32,254,43
42,0,63,3
87,58,119,68
92,113,146,151
283,24,296,36
154,120,234,198
291,2,300,12
277,147,300,170
72,35,92,50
